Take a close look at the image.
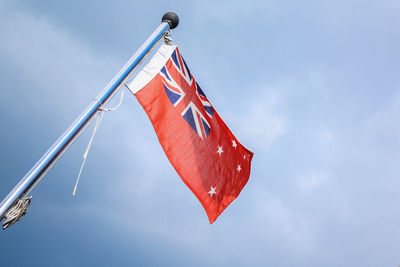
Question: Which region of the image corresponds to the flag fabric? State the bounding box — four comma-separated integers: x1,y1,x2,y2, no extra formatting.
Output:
128,42,253,223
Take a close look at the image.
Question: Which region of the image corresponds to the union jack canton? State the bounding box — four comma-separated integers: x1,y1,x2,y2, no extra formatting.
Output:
160,48,214,139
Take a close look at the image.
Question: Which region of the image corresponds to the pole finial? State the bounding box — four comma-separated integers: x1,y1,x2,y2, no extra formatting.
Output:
162,12,179,29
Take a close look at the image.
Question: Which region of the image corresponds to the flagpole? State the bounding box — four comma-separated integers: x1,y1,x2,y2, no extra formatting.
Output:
0,12,179,228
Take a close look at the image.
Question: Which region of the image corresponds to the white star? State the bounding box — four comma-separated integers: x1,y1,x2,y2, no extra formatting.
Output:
217,145,223,156
232,140,237,148
237,164,241,172
208,186,217,197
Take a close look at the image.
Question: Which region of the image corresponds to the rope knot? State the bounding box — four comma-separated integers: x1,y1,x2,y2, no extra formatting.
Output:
2,196,32,229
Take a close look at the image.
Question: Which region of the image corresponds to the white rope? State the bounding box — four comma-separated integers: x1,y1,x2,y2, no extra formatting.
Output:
164,30,173,43
2,197,32,229
99,88,126,112
72,111,104,196
72,88,126,196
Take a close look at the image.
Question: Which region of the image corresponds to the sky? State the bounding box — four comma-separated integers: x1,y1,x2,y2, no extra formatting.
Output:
0,0,400,266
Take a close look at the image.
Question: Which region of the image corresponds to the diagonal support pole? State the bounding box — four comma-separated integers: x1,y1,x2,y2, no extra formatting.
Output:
0,12,179,229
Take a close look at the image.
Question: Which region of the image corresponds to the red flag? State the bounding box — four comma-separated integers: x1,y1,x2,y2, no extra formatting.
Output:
128,43,253,223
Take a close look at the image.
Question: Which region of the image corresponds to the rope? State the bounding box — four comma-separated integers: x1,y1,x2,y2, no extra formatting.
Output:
72,88,126,196
164,30,173,43
72,111,104,196
2,33,168,228
99,88,126,112
2,197,32,229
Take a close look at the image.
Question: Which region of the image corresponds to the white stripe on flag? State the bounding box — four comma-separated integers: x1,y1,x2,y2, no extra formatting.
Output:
128,42,177,94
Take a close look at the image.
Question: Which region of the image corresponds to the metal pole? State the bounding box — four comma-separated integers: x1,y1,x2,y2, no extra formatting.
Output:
0,12,179,225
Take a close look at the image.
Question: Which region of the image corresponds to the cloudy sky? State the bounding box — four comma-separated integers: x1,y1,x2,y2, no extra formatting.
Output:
1,0,400,266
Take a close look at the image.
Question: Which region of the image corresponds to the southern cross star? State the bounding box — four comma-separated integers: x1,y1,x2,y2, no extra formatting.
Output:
208,186,217,197
232,140,237,148
217,145,223,156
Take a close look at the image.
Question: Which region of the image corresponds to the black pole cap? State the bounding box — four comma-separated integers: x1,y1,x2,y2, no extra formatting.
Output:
162,12,179,29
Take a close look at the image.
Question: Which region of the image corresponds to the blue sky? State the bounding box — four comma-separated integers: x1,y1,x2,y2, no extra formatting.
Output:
1,0,400,266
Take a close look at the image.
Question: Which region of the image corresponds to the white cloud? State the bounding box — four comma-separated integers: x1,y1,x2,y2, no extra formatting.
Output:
298,171,330,194
317,128,334,144
258,194,318,253
0,5,117,114
236,90,286,151
192,0,278,26
366,92,400,138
